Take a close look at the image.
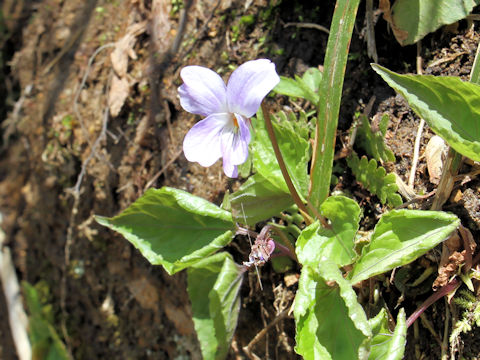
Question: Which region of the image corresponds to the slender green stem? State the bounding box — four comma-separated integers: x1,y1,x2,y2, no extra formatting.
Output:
261,103,310,221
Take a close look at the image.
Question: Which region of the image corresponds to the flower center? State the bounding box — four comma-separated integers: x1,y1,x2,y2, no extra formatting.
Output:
232,114,239,128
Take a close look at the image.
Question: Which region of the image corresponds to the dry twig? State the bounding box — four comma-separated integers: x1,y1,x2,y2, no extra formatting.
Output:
243,309,291,359
409,41,425,188
0,227,31,360
283,21,330,34
144,147,184,191
62,63,114,354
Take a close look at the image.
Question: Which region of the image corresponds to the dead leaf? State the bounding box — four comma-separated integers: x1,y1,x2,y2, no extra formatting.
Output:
444,231,461,252
151,0,172,52
110,21,147,78
378,0,392,21
433,226,476,289
433,251,463,290
127,275,159,311
378,0,409,45
450,189,463,204
162,300,194,336
108,75,130,117
394,172,416,201
459,225,476,253
425,135,446,184
284,273,299,287
459,225,476,272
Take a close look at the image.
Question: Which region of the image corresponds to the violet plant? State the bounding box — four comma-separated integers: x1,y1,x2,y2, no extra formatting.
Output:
95,0,480,358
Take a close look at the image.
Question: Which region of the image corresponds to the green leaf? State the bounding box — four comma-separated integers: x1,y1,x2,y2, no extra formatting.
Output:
96,187,234,275
22,282,70,360
294,262,370,360
368,308,391,359
230,173,294,226
317,262,371,338
302,67,323,94
471,45,480,84
187,253,243,360
253,109,310,199
274,67,322,104
296,196,360,267
387,309,407,360
368,308,406,360
294,267,333,360
274,76,318,104
389,0,479,46
237,151,253,177
349,209,459,284
347,154,403,207
356,114,395,163
309,0,361,209
273,109,314,143
372,64,480,162
271,255,294,273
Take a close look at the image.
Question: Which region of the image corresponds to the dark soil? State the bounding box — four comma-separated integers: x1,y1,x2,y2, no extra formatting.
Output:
0,0,479,359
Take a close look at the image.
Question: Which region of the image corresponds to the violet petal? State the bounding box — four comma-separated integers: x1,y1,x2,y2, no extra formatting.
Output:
183,113,230,167
267,240,275,255
220,114,250,166
226,59,280,118
222,161,238,178
178,66,228,117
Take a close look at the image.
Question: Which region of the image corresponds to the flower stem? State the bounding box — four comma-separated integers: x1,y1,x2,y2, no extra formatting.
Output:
261,103,311,222
270,225,298,262
261,103,329,227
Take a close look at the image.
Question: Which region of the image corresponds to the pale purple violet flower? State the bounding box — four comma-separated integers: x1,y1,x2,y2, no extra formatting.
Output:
178,59,280,177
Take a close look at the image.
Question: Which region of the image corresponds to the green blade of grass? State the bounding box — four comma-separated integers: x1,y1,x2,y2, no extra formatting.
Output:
309,0,360,211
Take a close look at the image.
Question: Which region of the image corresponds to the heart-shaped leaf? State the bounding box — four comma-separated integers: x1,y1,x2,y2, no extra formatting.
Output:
296,196,360,267
96,187,234,274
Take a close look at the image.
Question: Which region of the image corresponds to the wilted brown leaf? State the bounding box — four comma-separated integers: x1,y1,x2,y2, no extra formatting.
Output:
108,75,130,117
425,135,446,185
433,250,463,290
444,230,461,252
433,226,476,290
151,0,172,52
378,0,409,45
459,225,476,272
127,275,159,311
110,21,147,78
